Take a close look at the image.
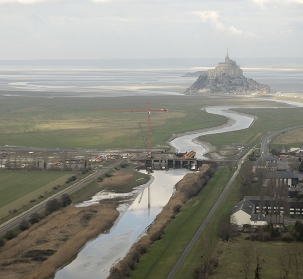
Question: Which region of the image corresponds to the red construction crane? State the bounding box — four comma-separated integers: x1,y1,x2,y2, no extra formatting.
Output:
102,103,168,155
134,103,168,154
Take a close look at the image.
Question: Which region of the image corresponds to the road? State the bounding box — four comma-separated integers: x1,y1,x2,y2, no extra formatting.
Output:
168,125,303,278
260,125,303,159
167,152,249,279
0,159,123,236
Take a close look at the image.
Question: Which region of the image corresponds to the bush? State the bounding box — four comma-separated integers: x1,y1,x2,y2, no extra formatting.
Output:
45,198,61,215
66,175,77,184
5,230,17,240
0,238,5,247
173,204,182,214
282,232,294,242
105,173,113,178
29,213,41,224
136,243,148,255
61,194,72,207
19,220,30,231
150,230,163,242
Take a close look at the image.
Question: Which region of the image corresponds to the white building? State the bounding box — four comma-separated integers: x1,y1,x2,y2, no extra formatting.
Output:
231,199,268,227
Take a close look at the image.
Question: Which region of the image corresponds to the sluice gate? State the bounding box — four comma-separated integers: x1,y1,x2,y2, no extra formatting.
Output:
145,158,204,171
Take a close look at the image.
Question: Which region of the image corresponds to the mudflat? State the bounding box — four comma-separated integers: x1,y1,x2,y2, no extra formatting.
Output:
0,203,119,279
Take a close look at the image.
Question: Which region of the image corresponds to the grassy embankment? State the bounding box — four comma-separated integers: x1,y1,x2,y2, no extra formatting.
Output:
0,170,75,221
201,107,303,150
128,168,235,279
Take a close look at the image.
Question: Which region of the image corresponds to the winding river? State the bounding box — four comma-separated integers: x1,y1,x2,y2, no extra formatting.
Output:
56,101,296,278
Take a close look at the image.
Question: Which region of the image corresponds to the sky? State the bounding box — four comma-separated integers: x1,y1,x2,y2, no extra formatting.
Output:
0,0,303,60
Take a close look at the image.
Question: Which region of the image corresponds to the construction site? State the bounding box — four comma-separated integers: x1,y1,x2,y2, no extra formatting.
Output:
0,102,209,171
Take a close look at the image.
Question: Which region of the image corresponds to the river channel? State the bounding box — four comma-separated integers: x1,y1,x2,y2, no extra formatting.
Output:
55,106,258,279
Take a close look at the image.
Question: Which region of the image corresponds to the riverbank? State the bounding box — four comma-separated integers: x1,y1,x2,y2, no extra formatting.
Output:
108,164,215,278
0,169,150,279
0,203,119,279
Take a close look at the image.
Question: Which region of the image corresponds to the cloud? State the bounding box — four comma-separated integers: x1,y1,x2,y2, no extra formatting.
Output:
289,0,303,3
192,11,225,31
253,0,303,8
0,0,45,3
92,0,131,2
228,26,256,37
193,11,255,37
228,26,243,35
252,0,268,8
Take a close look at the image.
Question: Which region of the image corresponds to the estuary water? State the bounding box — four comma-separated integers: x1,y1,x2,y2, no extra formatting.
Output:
1,59,303,97
55,106,257,279
55,169,190,279
9,59,300,278
170,106,255,159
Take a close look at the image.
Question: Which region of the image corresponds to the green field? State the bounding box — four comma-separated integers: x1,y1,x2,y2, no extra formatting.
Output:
129,168,234,279
0,170,73,220
200,107,303,149
0,95,288,150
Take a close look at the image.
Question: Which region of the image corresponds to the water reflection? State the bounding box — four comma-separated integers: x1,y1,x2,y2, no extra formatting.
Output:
55,169,189,279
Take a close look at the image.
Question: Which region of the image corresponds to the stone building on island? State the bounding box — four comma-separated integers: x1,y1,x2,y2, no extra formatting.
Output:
207,51,243,82
185,51,270,95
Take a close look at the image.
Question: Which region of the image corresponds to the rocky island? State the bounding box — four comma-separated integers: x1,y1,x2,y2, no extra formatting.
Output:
185,52,270,95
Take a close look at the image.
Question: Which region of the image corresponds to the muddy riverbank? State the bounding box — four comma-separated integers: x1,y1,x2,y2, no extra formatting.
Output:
0,170,149,279
0,204,119,279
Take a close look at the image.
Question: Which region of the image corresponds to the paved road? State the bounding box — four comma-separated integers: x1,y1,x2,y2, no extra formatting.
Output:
167,152,250,279
0,159,123,236
168,125,303,278
260,125,303,159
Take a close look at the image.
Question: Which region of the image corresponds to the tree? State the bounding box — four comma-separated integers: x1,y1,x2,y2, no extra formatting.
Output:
29,212,41,224
45,198,61,215
239,244,254,279
291,243,303,279
61,194,72,207
219,212,234,241
279,246,292,279
292,221,303,241
19,220,30,231
254,249,264,279
0,238,5,247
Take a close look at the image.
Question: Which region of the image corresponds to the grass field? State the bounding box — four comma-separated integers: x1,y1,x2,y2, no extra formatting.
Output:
272,127,303,146
0,170,73,220
0,95,287,150
175,172,241,278
129,168,234,279
210,237,295,279
200,107,303,149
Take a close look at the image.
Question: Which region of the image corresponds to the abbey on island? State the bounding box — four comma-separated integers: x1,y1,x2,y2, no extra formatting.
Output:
185,52,270,95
